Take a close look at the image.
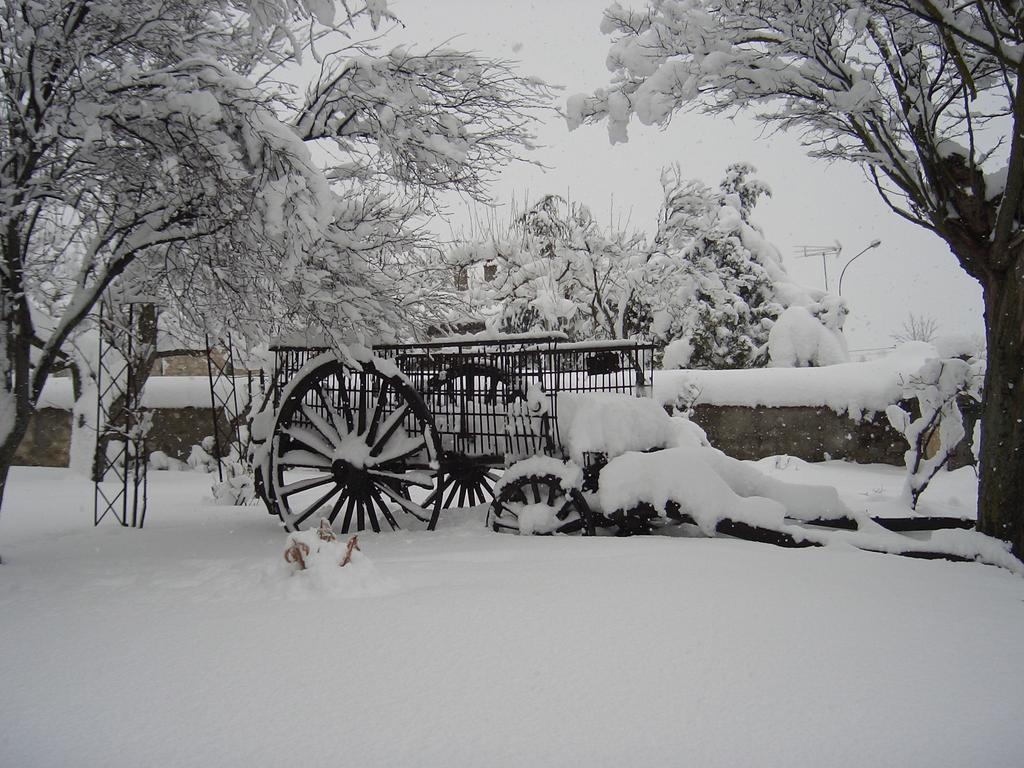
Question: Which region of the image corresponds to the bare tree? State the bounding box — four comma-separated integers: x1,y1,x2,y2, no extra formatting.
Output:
893,314,941,344
570,0,1024,558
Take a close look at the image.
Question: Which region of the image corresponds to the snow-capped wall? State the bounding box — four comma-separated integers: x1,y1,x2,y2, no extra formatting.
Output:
655,342,939,420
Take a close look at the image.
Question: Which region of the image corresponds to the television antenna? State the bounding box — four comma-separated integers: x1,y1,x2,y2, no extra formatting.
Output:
795,243,842,292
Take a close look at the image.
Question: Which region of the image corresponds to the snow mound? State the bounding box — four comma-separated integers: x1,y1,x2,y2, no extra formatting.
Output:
556,393,708,463
597,445,849,535
767,300,849,367
149,450,188,471
497,456,583,491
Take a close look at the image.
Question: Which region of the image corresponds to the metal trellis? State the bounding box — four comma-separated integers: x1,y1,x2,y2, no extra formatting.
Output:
92,296,152,528
205,334,246,481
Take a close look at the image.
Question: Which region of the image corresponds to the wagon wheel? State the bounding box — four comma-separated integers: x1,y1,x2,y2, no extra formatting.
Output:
426,363,518,509
427,456,502,510
266,358,443,533
430,360,521,398
487,473,593,535
607,505,661,536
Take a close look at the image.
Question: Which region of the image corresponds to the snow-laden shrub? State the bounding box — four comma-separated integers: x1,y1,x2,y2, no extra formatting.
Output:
187,437,219,473
184,436,258,503
149,450,188,471
662,338,694,369
767,296,850,367
663,374,702,417
211,462,257,505
648,164,785,370
886,356,983,508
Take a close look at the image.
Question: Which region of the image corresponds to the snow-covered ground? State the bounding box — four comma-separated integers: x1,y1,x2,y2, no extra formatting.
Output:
2,462,1022,767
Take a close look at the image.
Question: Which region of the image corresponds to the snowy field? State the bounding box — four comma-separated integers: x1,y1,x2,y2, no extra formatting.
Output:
2,462,1022,768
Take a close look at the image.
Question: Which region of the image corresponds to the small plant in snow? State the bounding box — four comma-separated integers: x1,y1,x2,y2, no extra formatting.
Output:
666,376,702,417
772,455,797,471
885,357,983,509
210,462,257,506
284,519,362,572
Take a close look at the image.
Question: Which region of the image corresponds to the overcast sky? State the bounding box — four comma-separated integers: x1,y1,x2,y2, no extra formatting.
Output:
385,0,985,352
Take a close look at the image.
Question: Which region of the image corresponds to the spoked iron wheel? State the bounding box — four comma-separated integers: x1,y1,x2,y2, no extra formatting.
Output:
487,473,593,535
426,362,520,465
428,456,502,510
424,362,518,511
266,357,443,532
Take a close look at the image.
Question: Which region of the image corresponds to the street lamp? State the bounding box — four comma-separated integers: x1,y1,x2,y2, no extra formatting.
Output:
837,239,883,296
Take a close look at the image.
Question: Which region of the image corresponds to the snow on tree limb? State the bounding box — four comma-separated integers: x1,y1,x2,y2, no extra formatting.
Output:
294,46,555,203
570,1,1022,275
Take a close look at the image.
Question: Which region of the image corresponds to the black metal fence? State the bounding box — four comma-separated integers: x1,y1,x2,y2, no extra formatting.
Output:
269,334,656,466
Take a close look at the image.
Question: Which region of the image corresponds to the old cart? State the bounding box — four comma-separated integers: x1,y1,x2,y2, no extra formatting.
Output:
247,331,1007,568
252,333,657,534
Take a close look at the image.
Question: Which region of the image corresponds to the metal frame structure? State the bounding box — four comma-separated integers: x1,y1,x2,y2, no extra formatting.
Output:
373,335,656,464
258,334,657,532
205,333,246,482
93,297,151,528
267,333,655,467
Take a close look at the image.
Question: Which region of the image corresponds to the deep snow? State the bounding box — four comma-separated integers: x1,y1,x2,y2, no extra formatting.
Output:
1,462,1022,768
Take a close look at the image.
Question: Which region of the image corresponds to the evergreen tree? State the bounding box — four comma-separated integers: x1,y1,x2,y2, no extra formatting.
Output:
649,164,782,369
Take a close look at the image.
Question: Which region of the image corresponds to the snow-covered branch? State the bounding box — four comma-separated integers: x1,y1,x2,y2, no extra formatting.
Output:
294,46,555,203
569,0,1021,269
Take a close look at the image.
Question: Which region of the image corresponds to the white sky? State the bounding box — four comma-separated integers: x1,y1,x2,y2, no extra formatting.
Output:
384,0,985,352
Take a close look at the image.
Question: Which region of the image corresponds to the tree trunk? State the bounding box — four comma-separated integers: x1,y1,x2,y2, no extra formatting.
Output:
1,292,35,560
0,410,30,517
976,267,1024,559
0,378,34,564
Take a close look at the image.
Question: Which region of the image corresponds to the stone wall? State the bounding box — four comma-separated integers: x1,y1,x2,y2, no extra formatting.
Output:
147,407,234,460
14,407,232,467
688,404,906,464
14,409,72,467
13,401,975,469
687,401,977,468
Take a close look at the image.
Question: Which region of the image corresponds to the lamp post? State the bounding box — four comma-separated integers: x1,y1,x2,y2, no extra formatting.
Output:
837,239,883,296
